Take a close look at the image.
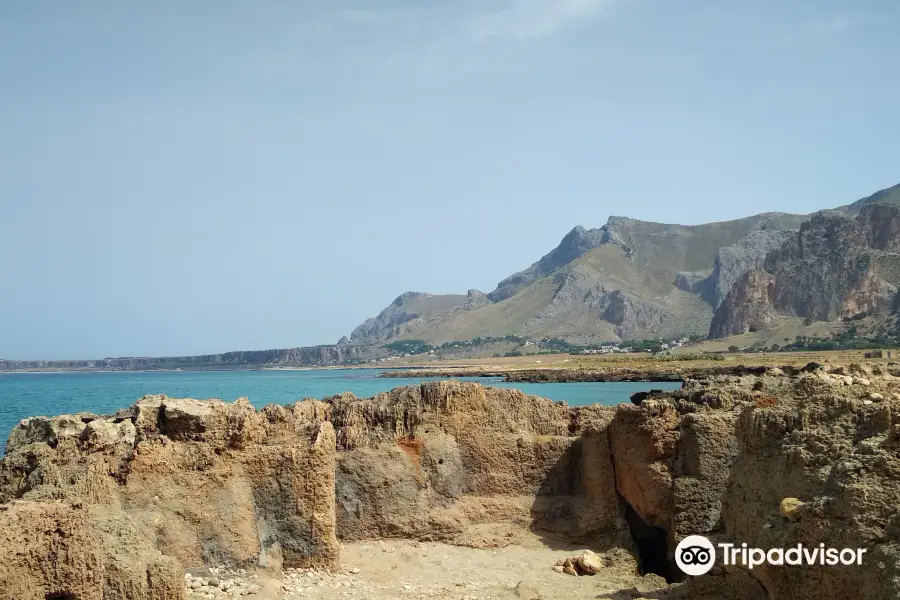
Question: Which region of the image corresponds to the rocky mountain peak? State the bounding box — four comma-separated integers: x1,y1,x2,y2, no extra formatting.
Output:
392,291,428,307
553,225,607,263
487,225,607,302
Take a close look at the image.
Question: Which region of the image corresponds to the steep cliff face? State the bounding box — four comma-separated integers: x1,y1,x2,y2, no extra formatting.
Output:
708,268,778,338
703,229,796,310
710,204,900,338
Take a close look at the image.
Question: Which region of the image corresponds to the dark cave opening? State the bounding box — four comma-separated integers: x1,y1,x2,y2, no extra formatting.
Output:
623,502,683,583
46,593,78,600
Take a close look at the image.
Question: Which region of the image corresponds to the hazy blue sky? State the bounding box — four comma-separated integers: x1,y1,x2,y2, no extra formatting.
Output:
2,1,899,359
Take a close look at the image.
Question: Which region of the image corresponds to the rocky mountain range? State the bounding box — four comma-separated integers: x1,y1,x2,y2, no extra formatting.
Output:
349,183,900,345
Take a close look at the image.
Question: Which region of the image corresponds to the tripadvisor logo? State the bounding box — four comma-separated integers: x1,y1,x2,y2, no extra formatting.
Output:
675,536,716,576
675,535,868,576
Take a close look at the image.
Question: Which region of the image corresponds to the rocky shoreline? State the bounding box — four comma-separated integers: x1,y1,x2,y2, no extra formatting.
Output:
2,365,900,599
379,363,860,382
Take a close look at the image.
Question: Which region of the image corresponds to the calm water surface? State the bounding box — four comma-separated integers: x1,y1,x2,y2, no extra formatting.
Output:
0,369,679,443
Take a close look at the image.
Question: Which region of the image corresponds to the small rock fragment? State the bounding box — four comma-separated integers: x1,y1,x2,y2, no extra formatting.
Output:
780,497,806,522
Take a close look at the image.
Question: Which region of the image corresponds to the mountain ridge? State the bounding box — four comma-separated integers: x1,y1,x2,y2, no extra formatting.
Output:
349,184,900,346
348,212,809,344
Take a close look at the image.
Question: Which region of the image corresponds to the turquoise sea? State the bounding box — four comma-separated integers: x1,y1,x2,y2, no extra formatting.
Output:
0,369,680,447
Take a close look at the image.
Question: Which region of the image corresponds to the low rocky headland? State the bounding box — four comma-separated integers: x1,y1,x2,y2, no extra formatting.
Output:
2,365,900,599
379,360,894,383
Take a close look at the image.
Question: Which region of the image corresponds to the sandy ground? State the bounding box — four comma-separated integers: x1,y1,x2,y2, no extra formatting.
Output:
185,539,671,600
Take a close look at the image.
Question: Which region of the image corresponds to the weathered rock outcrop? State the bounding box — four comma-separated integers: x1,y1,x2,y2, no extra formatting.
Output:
619,364,900,599
609,377,754,553
711,204,900,337
675,269,713,297
4,372,900,599
0,501,185,600
0,383,633,598
326,382,627,546
675,229,796,312
347,289,496,345
722,370,900,599
599,290,669,336
351,292,430,343
0,395,341,593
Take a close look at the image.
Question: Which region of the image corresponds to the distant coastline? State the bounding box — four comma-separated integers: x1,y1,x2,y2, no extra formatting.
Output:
0,343,387,373
0,365,361,374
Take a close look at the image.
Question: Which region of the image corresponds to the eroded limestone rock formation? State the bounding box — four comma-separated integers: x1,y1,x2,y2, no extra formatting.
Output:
0,395,339,599
2,371,900,599
723,368,900,599
327,382,627,547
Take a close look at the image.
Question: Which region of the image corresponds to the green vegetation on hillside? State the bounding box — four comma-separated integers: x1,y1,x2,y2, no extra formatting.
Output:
727,318,900,353
381,334,707,358
382,340,434,355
